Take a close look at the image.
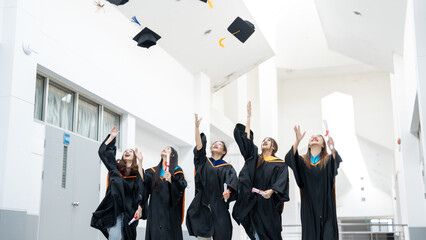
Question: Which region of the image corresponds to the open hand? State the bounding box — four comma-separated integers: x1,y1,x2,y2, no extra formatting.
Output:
195,114,203,128
135,148,143,161
110,126,119,138
294,125,306,143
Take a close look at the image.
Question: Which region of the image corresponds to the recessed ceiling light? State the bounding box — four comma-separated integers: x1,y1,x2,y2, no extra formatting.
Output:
204,29,212,35
354,11,362,16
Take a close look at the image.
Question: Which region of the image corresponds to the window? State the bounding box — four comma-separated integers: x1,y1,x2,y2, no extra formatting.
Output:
103,108,120,147
77,97,99,140
46,82,75,131
34,73,121,147
34,74,45,120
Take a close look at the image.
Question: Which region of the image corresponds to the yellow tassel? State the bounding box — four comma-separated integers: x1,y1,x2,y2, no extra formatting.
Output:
219,38,226,48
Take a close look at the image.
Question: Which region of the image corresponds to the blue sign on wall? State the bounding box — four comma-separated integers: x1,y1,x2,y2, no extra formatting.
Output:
64,133,70,145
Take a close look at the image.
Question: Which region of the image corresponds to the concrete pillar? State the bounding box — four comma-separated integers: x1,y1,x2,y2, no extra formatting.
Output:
258,58,279,141
121,114,136,150
407,0,426,237
194,72,211,138
0,0,39,211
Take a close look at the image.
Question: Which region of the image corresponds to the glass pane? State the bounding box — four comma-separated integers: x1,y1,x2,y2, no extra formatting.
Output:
34,75,45,120
46,83,74,131
102,109,120,147
77,97,99,140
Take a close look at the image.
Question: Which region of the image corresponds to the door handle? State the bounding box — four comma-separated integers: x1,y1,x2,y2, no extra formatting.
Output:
72,202,80,207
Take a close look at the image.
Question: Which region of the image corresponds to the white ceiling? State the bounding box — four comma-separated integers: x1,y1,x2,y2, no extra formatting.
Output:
114,0,274,90
314,0,407,72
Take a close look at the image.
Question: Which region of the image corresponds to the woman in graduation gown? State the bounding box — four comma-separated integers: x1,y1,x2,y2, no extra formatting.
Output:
186,114,238,240
285,125,342,240
142,146,187,240
91,127,145,240
232,101,290,240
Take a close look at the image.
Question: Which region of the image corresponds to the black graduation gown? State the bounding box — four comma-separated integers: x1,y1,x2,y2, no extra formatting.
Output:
143,165,187,240
232,123,290,240
91,135,145,240
186,133,238,239
285,146,342,240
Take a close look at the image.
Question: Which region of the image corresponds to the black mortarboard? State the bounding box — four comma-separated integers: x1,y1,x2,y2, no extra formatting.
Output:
199,0,207,2
133,28,161,49
227,17,255,43
106,0,129,6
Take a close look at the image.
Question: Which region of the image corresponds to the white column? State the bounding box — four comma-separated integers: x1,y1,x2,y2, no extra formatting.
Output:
0,0,39,211
121,114,136,149
390,1,426,238
409,0,426,237
237,74,248,122
258,58,279,141
194,72,211,137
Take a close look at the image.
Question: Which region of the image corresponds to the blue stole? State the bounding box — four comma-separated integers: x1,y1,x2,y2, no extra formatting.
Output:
311,154,320,165
160,166,179,177
209,157,227,166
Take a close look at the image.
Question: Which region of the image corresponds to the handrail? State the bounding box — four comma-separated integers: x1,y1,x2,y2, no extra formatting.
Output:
282,223,407,239
283,223,408,227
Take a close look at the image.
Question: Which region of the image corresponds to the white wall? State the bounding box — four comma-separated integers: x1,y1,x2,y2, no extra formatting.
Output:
0,0,198,220
278,70,396,219
38,0,196,146
274,0,361,70
389,0,426,232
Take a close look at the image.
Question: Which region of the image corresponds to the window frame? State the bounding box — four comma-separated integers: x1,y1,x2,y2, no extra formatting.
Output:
34,72,121,148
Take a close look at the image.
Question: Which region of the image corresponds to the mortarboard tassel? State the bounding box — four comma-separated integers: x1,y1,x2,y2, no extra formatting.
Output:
131,16,141,26
218,30,240,48
208,0,213,9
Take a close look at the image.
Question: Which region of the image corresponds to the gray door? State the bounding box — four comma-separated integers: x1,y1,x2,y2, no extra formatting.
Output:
39,126,100,240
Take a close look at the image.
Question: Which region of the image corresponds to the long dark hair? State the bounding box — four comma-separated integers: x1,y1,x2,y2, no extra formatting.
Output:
153,146,178,191
303,135,329,169
116,149,138,176
257,137,278,168
211,141,227,159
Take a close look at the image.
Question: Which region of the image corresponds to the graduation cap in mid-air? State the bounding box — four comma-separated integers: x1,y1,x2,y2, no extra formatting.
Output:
106,0,129,6
133,27,161,49
227,17,255,43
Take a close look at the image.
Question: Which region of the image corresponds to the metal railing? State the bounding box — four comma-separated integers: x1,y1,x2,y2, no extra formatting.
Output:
282,223,408,240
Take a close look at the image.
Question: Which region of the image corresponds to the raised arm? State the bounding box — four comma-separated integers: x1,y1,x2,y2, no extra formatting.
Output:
105,126,119,145
245,101,251,140
327,136,336,159
327,136,342,178
98,127,119,172
285,125,307,188
135,148,144,181
195,114,203,150
293,125,306,155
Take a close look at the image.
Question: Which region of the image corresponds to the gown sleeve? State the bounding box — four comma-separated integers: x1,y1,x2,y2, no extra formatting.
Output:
233,123,256,161
98,135,117,172
284,146,305,188
329,151,343,188
141,168,154,220
271,162,290,203
171,168,187,205
194,133,208,168
136,172,148,219
143,169,154,196
224,166,239,202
